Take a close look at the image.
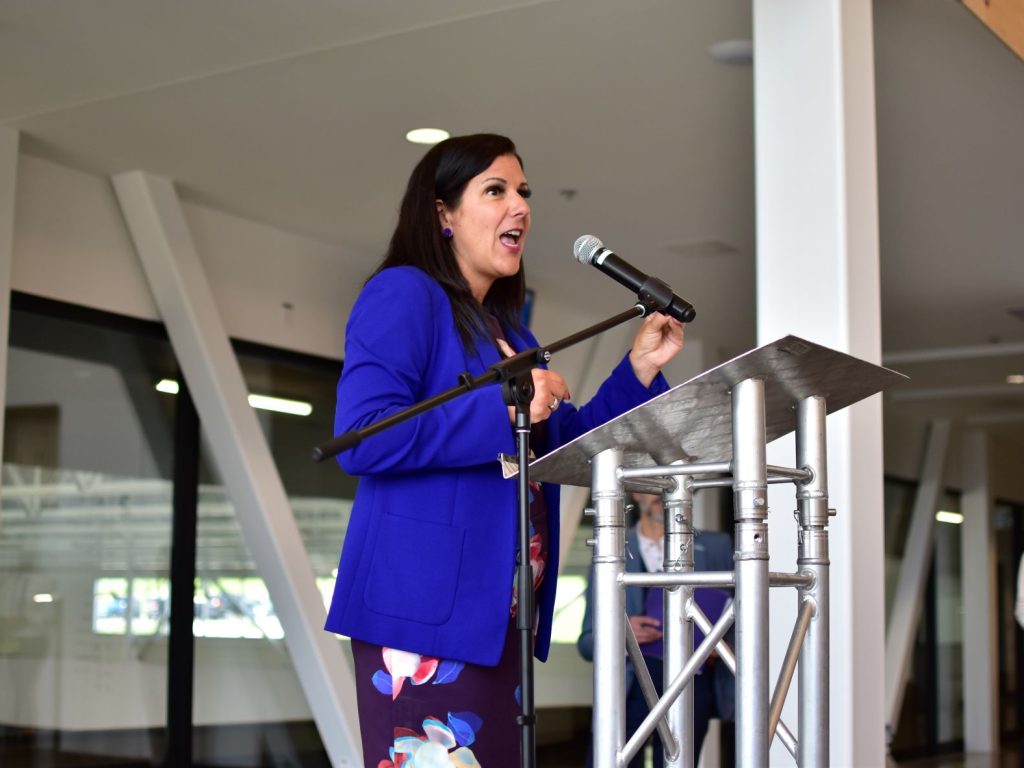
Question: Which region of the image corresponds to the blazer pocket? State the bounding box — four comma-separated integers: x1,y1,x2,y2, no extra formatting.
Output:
363,513,466,626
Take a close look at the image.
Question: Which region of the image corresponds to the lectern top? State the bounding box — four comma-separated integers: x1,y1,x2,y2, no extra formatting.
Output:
529,336,908,488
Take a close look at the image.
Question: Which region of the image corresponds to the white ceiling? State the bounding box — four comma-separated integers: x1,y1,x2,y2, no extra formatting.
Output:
2,0,1023,451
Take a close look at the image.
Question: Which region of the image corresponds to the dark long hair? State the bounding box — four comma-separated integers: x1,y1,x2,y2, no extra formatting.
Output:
373,133,526,348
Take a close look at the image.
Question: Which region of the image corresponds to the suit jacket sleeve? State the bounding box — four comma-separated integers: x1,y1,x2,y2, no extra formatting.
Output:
545,352,670,453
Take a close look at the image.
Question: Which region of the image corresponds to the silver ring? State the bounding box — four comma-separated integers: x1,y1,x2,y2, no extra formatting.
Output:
548,396,560,411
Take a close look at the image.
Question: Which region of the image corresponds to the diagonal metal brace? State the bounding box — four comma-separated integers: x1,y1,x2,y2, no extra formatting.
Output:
689,599,800,758
623,613,680,761
620,602,735,767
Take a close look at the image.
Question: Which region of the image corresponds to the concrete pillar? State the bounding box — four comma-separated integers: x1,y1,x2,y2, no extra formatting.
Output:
753,1,884,764
961,428,997,752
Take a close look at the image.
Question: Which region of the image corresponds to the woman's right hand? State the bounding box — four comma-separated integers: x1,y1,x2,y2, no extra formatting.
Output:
497,339,571,424
528,368,571,423
505,367,572,423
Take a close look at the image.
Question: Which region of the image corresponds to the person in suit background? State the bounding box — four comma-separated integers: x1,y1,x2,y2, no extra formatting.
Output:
578,492,734,767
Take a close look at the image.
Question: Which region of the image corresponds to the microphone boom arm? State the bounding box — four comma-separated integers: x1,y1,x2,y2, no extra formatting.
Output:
311,303,650,463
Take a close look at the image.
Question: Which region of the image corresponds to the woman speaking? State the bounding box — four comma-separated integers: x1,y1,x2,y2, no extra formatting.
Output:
325,133,684,767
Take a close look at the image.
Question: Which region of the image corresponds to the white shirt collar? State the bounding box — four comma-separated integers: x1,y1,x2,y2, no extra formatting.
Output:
636,528,663,573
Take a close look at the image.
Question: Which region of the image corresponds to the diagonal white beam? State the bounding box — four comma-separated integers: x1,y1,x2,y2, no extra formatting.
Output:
112,171,360,767
884,419,950,734
0,128,19,483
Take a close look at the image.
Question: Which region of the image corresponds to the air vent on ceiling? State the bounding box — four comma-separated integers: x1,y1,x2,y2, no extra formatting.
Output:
659,239,738,258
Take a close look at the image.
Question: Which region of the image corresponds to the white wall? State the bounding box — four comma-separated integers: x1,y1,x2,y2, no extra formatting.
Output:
13,155,157,322
12,154,364,362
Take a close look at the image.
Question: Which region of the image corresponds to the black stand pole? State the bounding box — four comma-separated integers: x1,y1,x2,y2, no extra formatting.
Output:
313,300,664,768
503,373,537,766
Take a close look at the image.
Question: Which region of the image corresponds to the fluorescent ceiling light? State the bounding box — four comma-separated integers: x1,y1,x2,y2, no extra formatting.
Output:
33,593,54,603
156,379,180,394
936,510,963,525
155,380,312,416
247,393,313,417
1008,374,1024,384
406,128,450,145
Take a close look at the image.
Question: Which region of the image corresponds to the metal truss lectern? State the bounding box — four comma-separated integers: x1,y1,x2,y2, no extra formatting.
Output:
528,336,906,768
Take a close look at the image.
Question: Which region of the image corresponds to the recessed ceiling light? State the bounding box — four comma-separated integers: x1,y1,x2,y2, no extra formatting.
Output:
936,510,963,525
708,39,753,66
405,128,450,145
1008,374,1024,384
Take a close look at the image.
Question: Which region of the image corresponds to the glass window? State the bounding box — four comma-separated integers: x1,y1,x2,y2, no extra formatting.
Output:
1,299,177,764
886,478,964,756
995,500,1023,739
185,344,350,765
933,490,963,744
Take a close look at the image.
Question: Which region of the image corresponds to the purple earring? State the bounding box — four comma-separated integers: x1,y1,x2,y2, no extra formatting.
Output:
442,227,453,239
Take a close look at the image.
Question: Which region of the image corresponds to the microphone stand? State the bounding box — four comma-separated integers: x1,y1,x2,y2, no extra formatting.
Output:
313,298,664,768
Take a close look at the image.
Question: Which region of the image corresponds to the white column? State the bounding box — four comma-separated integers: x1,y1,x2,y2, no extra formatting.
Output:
112,171,361,767
753,1,884,765
960,428,997,752
0,128,18,475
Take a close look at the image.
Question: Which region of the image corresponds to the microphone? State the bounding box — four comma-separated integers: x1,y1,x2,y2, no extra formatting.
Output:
573,235,696,323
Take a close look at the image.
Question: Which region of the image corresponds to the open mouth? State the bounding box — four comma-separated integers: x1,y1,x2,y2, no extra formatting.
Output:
500,229,522,247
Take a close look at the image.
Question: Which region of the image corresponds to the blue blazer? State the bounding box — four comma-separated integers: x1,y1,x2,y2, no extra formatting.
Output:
325,266,668,666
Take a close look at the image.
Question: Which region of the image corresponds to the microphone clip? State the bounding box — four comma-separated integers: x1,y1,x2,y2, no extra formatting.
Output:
638,276,675,315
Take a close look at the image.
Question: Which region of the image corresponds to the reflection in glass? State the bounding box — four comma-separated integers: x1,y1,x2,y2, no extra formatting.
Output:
886,477,964,756
996,500,1023,739
1,303,176,764
185,345,349,765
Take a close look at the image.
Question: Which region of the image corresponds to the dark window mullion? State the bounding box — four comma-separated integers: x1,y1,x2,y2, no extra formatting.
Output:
166,375,199,768
1015,506,1024,741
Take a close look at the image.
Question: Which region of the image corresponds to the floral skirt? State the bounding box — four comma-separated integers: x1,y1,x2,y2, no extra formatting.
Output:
351,620,523,768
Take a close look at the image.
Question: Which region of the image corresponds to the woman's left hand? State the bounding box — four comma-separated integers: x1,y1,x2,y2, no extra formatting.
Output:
628,313,685,387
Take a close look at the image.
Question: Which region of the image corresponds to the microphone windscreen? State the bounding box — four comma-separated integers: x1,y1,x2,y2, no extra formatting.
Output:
573,234,603,265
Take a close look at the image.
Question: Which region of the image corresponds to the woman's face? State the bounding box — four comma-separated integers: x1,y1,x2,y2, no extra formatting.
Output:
439,153,531,302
